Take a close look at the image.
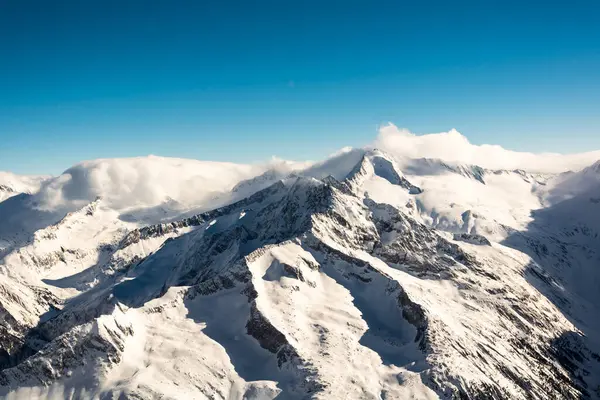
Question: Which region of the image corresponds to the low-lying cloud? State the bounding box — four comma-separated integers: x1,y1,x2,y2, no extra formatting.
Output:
374,124,600,174
32,156,271,211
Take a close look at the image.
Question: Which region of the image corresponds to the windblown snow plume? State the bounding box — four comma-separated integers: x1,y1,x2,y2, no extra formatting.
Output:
375,123,600,173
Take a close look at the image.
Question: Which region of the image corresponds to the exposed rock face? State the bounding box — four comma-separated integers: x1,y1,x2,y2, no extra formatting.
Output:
0,185,15,195
453,233,492,246
118,181,287,250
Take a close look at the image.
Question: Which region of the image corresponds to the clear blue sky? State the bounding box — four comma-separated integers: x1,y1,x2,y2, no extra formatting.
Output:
1,0,599,174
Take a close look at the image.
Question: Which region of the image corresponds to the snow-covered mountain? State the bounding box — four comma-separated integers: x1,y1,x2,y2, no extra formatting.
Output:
1,129,599,399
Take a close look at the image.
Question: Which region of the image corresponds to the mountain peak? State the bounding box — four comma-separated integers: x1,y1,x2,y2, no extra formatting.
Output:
343,150,422,194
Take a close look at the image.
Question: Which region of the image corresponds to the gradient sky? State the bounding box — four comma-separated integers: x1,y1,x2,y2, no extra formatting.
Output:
1,0,599,175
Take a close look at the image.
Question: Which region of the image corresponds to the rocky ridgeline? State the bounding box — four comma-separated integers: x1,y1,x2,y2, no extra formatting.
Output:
118,181,287,250
453,233,492,246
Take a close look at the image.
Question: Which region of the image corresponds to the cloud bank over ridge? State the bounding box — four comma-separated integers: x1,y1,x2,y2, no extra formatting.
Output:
374,124,600,174
23,154,312,214
31,156,267,211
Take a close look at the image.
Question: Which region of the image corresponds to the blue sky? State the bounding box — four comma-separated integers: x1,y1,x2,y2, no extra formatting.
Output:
1,0,599,175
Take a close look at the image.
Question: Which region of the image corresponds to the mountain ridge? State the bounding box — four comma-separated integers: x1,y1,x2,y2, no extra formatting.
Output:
0,148,599,399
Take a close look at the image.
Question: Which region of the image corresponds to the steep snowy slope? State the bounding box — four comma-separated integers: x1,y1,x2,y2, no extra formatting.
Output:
1,150,598,399
502,165,600,398
543,160,600,205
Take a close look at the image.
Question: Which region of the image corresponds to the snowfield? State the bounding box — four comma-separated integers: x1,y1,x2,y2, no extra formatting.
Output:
0,127,599,399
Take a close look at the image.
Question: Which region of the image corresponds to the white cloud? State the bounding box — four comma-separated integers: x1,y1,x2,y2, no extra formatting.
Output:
31,156,269,211
27,154,312,213
374,123,600,173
